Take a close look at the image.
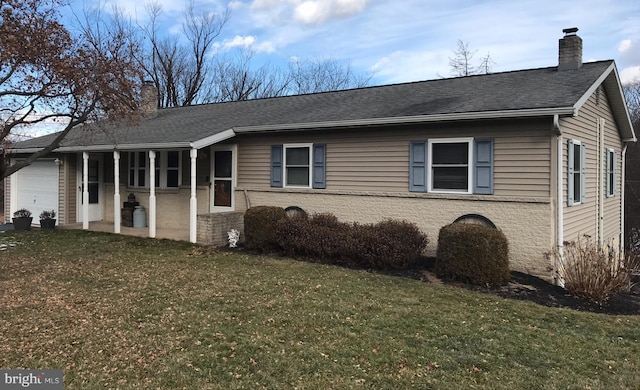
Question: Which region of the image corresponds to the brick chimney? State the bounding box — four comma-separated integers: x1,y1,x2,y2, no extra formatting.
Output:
558,27,582,71
140,81,158,118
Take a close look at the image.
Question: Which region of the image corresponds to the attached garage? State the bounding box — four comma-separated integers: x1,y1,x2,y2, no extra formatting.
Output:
10,160,59,226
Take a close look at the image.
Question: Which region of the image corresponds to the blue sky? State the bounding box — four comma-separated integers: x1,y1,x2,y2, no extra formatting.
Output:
78,0,640,85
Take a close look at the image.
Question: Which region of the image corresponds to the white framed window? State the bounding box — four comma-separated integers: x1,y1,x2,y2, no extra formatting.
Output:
427,138,474,194
129,151,182,189
606,148,616,198
128,151,147,187
284,143,313,188
567,140,586,206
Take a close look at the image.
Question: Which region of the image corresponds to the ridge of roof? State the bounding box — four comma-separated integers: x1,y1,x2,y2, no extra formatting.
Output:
158,60,616,112
9,59,631,152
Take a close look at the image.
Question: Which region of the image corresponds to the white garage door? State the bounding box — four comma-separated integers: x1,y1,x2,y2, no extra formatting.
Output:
14,160,59,225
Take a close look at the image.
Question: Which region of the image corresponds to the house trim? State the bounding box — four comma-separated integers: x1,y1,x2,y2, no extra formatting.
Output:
232,107,577,134
237,186,551,204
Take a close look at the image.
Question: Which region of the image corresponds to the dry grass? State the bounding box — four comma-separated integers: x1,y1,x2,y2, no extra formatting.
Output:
1,230,639,389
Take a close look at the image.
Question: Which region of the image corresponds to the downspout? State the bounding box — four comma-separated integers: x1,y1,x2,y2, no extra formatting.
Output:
621,143,628,252
598,118,605,247
554,115,565,286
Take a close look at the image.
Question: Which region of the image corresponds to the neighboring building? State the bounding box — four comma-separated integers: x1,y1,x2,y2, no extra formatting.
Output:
4,28,635,282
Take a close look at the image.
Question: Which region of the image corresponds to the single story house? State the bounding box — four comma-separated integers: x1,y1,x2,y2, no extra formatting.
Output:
4,28,636,281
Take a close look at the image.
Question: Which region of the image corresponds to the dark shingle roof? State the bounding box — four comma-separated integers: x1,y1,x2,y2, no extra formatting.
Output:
12,60,630,150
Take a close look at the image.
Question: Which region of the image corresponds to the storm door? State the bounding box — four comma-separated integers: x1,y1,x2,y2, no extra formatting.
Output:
211,146,236,211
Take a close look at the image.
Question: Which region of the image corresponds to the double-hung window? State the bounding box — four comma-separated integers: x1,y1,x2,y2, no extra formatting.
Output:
270,143,326,189
129,151,147,187
606,148,616,198
567,140,586,206
429,138,473,193
410,138,493,194
129,151,182,189
284,144,312,187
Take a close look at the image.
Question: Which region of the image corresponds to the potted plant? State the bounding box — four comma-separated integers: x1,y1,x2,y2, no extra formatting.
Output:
39,210,57,229
12,208,33,231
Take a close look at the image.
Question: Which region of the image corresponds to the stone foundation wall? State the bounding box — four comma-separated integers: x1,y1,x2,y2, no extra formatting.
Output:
238,189,555,280
197,211,245,247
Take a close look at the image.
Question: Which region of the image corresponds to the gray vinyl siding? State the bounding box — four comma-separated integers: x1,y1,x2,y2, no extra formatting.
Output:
602,90,623,242
561,87,623,244
236,119,552,199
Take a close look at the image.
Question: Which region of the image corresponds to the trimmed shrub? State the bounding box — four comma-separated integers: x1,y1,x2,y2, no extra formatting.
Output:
244,206,286,253
547,236,639,305
346,220,428,270
436,223,510,285
276,214,428,270
276,213,351,262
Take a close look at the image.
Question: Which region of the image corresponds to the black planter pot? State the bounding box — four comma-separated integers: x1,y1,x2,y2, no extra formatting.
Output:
13,217,33,231
40,219,56,229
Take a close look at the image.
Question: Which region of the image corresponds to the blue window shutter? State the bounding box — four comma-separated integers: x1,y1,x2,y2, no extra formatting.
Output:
567,140,575,206
580,143,587,204
270,145,283,188
409,142,427,192
606,150,612,197
312,144,326,189
473,139,494,194
612,152,617,196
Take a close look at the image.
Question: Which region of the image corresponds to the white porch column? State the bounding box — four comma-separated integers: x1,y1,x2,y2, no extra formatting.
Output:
149,150,157,238
113,151,121,234
190,148,198,243
82,152,89,230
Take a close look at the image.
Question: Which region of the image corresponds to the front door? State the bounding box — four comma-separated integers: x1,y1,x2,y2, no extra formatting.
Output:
78,154,103,222
211,146,236,212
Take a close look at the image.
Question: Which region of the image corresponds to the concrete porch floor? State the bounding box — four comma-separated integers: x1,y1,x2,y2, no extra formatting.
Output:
59,222,190,242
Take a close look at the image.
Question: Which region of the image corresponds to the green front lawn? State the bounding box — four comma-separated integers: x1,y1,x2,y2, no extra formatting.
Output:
0,230,638,389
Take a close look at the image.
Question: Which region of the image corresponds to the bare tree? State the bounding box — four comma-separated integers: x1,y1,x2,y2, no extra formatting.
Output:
1,0,143,179
449,40,494,76
624,79,640,128
140,1,228,108
208,49,290,102
623,79,640,246
288,57,372,94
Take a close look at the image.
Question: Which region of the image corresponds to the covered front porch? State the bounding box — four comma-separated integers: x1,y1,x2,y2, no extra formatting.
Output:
60,221,191,241
70,138,237,244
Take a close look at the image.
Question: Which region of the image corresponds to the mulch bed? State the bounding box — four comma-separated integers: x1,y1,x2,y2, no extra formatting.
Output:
225,247,640,315
419,268,640,316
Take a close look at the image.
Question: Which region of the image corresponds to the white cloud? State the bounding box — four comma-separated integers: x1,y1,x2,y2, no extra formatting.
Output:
248,0,370,26
251,0,291,10
371,50,450,84
293,0,370,25
618,39,632,54
228,1,246,11
212,35,278,53
225,35,256,48
254,41,277,53
620,66,640,84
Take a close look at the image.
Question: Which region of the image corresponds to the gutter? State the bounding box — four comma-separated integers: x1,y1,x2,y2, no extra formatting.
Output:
10,108,574,153
6,129,238,154
233,107,576,133
554,114,565,286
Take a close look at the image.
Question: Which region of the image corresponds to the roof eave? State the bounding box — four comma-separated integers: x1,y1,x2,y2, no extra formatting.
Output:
573,62,636,142
233,107,576,134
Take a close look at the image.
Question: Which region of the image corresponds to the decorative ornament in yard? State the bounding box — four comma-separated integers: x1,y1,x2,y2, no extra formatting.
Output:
228,229,240,248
